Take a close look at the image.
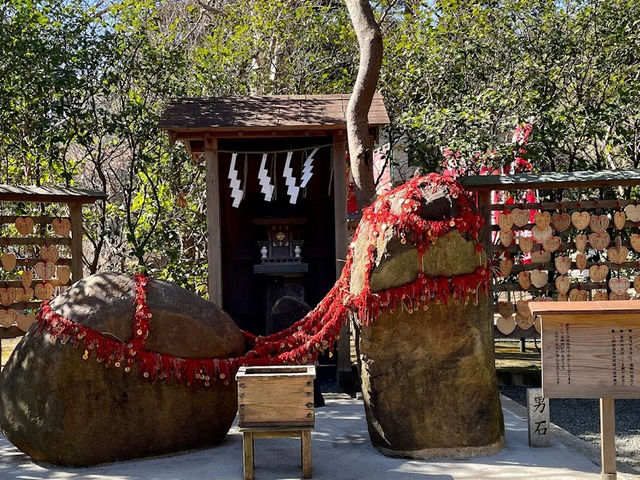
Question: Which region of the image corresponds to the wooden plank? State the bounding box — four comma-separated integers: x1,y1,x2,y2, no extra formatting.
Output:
6,301,43,310
0,237,71,246
539,311,640,398
69,203,83,282
0,326,26,340
204,137,223,306
0,185,105,204
302,428,312,479
0,280,65,289
332,133,351,381
460,170,640,192
600,398,617,480
242,432,254,480
493,281,608,293
10,258,71,267
491,199,636,211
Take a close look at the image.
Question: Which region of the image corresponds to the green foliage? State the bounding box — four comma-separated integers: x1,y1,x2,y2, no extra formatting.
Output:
1,0,639,293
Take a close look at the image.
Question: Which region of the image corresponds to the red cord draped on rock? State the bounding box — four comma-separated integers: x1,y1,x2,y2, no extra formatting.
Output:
36,174,489,388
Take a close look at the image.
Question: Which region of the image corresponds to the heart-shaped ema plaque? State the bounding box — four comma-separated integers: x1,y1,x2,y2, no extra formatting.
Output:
518,271,531,290
609,277,630,295
571,211,590,231
0,288,16,306
15,287,33,303
39,245,59,264
631,234,640,253
589,232,610,251
499,230,514,247
635,276,640,294
614,211,626,230
0,252,16,272
625,204,640,222
589,264,609,282
14,217,34,235
519,236,534,254
35,283,54,301
497,301,514,318
552,212,571,232
607,246,629,265
515,312,534,330
21,270,33,289
530,269,548,289
0,309,17,328
51,218,71,236
15,312,36,332
496,316,516,335
56,265,71,284
569,289,588,301
534,211,551,229
589,214,609,233
516,299,531,317
574,234,587,252
498,213,514,231
610,292,631,301
531,225,552,243
531,250,551,264
512,209,529,227
593,291,609,301
554,256,571,275
557,293,569,301
543,236,562,252
576,253,588,270
35,262,56,280
500,259,514,277
555,276,571,294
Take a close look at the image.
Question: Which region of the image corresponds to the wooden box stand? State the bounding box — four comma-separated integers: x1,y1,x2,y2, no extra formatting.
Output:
235,365,316,480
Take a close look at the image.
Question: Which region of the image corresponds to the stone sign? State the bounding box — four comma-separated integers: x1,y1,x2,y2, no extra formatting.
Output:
526,388,550,447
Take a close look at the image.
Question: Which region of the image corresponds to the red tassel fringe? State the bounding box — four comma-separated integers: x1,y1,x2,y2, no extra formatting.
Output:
36,174,489,388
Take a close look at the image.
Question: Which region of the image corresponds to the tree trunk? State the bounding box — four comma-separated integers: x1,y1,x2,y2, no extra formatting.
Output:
345,0,383,209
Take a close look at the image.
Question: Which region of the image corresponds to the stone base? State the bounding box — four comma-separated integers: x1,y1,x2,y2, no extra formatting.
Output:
377,436,505,460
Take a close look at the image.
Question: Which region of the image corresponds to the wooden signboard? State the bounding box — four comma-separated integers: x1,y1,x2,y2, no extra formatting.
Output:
530,301,640,399
530,300,640,480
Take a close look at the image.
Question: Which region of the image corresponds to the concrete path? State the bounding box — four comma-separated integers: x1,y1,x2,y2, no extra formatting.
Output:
0,397,629,480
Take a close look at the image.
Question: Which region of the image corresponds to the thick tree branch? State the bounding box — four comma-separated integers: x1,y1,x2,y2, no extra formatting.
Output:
345,0,383,209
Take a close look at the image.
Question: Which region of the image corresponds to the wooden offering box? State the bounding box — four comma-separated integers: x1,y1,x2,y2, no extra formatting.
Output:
236,365,316,428
530,301,640,399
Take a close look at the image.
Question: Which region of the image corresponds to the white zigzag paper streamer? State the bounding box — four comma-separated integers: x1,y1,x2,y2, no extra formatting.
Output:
300,147,318,188
258,153,274,201
227,153,243,208
283,151,300,204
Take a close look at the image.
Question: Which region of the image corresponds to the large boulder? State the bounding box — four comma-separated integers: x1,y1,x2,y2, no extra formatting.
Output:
0,273,246,466
351,178,504,458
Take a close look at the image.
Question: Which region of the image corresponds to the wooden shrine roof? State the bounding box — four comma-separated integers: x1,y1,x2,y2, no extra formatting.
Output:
460,170,640,191
158,94,390,133
0,185,106,203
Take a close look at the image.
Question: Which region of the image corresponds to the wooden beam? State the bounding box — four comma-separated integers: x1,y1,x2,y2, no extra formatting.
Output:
332,133,351,381
600,398,617,480
69,202,84,282
0,185,105,204
205,137,223,306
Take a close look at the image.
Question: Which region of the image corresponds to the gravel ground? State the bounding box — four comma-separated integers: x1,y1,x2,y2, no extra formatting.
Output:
501,386,640,477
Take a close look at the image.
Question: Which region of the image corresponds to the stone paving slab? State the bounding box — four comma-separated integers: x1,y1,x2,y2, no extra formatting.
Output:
0,397,629,480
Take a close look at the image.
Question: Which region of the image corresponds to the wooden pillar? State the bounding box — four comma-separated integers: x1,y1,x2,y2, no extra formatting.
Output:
204,137,223,307
476,189,493,260
332,132,351,385
69,202,84,282
600,398,617,480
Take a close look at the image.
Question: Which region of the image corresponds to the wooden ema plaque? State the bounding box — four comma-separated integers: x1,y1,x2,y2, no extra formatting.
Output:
530,300,640,480
530,301,640,399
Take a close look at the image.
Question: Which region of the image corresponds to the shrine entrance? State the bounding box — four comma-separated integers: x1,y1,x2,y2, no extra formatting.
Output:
159,95,389,385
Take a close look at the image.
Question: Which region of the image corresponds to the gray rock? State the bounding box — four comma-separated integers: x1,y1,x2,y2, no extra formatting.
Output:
351,186,504,458
0,273,245,466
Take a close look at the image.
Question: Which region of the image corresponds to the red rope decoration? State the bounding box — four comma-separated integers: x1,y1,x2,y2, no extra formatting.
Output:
36,174,489,388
